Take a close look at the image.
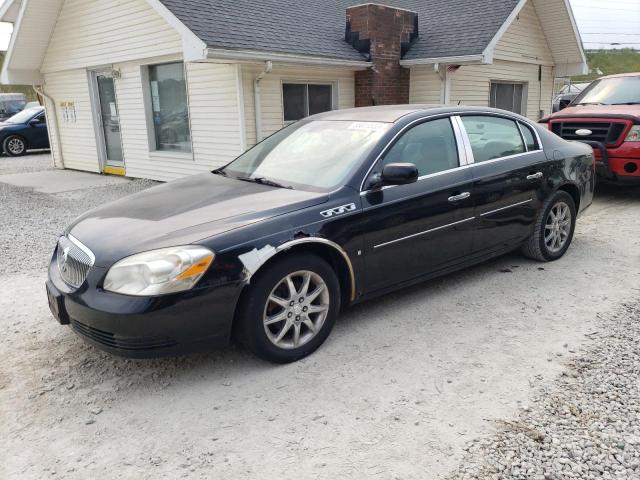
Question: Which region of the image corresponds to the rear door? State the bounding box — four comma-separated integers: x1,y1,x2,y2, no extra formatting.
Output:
459,115,548,254
361,116,475,293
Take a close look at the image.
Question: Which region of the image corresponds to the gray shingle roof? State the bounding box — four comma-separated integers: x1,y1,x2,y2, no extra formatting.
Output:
158,0,521,62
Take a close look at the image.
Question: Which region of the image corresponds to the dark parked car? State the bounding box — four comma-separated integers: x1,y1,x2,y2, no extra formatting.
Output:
0,106,50,156
46,106,595,363
552,83,590,113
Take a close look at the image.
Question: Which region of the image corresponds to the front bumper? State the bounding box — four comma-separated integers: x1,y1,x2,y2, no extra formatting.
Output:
47,254,244,358
581,141,640,183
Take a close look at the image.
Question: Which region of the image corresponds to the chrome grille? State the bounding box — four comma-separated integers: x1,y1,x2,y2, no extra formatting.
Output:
57,235,95,288
550,120,628,145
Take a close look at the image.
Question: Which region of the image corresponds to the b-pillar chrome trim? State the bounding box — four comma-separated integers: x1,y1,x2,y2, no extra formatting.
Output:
276,238,357,302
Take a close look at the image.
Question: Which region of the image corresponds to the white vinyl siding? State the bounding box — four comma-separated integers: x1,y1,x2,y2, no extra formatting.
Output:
42,69,100,173
532,0,585,70
409,67,442,104
41,0,182,74
117,61,243,182
449,61,554,120
494,1,553,65
242,65,355,147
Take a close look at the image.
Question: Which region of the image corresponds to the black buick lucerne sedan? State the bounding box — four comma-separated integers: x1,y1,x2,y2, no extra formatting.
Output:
47,106,595,363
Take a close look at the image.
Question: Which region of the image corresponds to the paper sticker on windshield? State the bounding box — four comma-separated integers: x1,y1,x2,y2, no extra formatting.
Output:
348,122,386,132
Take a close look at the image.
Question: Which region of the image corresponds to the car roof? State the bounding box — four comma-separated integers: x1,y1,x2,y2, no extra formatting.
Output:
600,72,640,79
308,104,533,124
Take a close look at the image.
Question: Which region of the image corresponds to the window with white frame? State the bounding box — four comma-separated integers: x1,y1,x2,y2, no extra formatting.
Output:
489,81,527,115
282,82,333,122
146,62,192,153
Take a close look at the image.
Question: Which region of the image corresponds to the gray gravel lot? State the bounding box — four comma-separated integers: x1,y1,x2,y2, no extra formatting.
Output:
1,154,640,479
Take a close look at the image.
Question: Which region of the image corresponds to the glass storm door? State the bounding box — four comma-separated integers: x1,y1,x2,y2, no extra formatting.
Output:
95,75,124,166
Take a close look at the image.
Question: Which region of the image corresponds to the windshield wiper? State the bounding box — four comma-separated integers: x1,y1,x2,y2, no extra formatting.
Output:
610,102,640,105
212,168,227,177
236,176,293,189
575,102,608,106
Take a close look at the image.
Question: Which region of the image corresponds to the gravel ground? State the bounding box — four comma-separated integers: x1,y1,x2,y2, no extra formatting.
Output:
1,154,640,479
450,301,640,480
0,153,157,275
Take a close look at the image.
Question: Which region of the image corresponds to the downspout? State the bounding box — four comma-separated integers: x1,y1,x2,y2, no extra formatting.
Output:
254,61,273,143
33,84,64,169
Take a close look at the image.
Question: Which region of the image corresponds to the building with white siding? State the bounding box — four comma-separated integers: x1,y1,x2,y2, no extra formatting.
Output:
0,0,586,181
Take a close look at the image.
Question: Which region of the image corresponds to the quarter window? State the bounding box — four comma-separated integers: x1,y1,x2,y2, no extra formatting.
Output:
461,116,526,163
283,83,333,122
147,62,192,153
490,82,526,115
519,122,539,151
382,118,460,176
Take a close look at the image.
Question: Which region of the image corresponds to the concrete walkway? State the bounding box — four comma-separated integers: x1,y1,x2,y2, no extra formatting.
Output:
0,168,131,194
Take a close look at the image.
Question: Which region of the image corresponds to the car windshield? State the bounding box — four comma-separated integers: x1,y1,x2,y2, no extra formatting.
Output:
0,100,26,114
220,120,391,191
572,77,640,106
5,107,41,124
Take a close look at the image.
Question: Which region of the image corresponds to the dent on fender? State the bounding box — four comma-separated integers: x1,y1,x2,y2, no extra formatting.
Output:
236,236,357,302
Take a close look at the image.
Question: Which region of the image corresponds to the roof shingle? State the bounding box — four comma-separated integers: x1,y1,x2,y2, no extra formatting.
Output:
158,0,521,62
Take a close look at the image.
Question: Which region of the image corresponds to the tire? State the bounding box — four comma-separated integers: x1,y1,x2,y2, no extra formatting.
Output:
3,135,27,157
522,191,576,262
237,253,341,363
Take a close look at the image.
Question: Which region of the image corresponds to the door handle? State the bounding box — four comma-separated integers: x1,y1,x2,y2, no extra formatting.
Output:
448,192,471,202
526,172,543,180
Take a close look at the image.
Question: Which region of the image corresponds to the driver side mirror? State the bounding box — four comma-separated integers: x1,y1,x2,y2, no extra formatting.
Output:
369,163,419,190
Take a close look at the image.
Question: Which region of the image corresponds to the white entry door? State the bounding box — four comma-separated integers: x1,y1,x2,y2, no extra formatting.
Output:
90,70,124,170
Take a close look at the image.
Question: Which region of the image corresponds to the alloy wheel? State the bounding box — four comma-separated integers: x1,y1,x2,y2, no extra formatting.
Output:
7,138,25,155
544,201,572,253
263,270,330,350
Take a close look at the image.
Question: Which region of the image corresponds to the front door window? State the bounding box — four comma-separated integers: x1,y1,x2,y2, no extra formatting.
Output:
96,75,123,164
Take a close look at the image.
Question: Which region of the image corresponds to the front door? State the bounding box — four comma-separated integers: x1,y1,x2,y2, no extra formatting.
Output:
92,72,124,171
361,117,475,293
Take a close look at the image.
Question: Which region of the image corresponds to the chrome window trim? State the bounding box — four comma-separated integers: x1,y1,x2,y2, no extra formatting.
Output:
359,110,544,193
516,121,542,153
450,115,471,166
67,234,96,265
480,198,533,217
373,217,476,250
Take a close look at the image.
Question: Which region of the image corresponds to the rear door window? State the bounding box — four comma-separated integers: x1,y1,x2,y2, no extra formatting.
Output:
461,116,526,163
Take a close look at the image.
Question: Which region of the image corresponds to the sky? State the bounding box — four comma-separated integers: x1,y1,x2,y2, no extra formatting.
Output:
0,0,637,51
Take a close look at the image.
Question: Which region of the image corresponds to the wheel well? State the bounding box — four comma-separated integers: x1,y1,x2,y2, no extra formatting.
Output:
237,242,353,310
558,183,580,211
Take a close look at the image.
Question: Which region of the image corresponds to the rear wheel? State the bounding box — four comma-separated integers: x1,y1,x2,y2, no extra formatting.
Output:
237,253,340,363
3,135,27,157
522,191,576,262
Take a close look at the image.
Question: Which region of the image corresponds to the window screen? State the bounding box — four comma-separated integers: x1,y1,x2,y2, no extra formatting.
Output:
461,116,526,163
490,82,526,115
283,83,333,121
148,62,192,152
382,118,459,176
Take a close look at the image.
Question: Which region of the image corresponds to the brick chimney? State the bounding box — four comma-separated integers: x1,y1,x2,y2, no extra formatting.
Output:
345,4,418,107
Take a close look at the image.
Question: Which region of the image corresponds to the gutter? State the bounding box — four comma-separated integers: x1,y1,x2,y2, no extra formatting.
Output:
400,54,486,67
206,48,371,70
254,61,273,143
33,84,64,169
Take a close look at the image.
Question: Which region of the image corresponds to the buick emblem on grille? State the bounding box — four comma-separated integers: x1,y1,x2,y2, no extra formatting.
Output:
575,129,592,137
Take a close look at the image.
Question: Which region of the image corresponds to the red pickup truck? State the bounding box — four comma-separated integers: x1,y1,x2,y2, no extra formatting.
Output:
541,73,640,184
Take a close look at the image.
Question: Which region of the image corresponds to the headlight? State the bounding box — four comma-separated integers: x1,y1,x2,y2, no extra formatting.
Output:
103,246,214,296
624,125,640,142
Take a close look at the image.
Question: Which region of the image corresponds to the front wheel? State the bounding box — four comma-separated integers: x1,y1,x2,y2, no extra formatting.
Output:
3,135,27,157
522,191,576,262
237,253,340,363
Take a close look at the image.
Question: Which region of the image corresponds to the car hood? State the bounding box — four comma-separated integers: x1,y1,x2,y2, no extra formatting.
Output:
68,173,329,266
547,104,640,120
